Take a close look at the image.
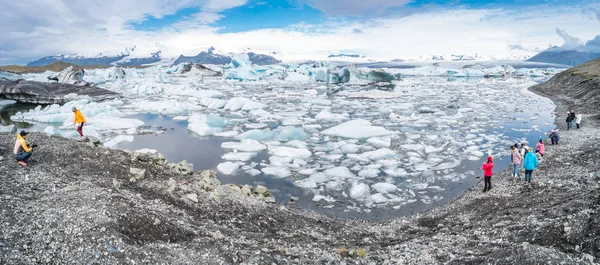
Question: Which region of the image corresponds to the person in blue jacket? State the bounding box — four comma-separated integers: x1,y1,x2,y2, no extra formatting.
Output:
522,147,539,184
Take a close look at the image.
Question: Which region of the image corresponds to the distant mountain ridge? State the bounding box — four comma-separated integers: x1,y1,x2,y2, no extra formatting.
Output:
172,47,281,66
526,50,600,67
27,49,161,67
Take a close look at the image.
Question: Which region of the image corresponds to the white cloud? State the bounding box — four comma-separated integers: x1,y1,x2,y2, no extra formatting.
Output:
297,0,412,16
1,1,600,64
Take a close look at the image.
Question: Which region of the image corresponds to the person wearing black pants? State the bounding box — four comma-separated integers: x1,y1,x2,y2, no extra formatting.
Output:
482,156,494,192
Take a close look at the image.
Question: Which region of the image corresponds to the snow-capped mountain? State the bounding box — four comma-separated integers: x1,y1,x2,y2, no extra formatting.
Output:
327,54,366,59
418,53,531,62
172,47,281,66
27,45,162,67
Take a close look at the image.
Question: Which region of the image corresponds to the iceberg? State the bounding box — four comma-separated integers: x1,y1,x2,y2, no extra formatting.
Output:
217,162,239,175
321,119,394,139
221,139,267,152
269,146,312,159
224,97,265,111
223,54,261,81
104,135,134,148
221,152,257,162
349,182,371,201
236,126,308,142
261,166,292,178
187,114,227,136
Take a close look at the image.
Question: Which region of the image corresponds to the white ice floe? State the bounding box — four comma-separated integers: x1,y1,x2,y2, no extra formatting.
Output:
261,166,292,178
321,119,395,139
221,139,267,152
187,114,227,136
104,135,134,148
217,162,239,175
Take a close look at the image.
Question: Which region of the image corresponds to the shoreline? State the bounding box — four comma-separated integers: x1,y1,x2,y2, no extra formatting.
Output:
1,80,599,263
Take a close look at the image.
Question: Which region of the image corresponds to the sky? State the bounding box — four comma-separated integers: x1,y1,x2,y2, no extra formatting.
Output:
1,0,600,64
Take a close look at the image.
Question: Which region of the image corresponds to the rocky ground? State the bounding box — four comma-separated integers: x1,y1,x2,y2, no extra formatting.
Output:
1,76,600,264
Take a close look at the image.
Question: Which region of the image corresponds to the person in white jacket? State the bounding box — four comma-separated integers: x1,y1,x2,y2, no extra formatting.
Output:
575,111,582,129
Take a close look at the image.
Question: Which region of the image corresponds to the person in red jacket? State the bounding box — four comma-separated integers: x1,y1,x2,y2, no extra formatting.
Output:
482,156,494,192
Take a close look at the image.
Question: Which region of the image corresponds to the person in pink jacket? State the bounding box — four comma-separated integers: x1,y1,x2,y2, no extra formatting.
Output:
510,145,522,178
536,139,545,157
482,156,494,192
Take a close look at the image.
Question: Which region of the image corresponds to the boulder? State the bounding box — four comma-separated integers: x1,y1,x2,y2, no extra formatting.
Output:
170,160,194,175
255,185,268,194
129,168,146,180
186,193,199,203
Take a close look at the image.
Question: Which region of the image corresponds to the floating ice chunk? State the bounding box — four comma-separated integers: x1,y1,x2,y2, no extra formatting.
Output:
217,162,239,175
371,183,398,194
261,167,292,178
245,168,262,176
315,110,349,121
411,183,429,190
400,144,425,151
136,148,157,154
427,186,445,192
221,139,267,152
295,178,318,189
340,144,361,154
370,193,389,204
104,135,134,148
224,54,261,81
285,140,308,149
299,168,318,175
414,163,429,171
43,126,57,135
309,172,332,184
383,167,408,177
269,146,311,159
224,97,265,111
221,152,257,161
187,114,227,136
425,145,445,153
89,117,145,130
367,137,391,148
324,166,356,179
236,126,308,142
350,182,371,201
361,148,397,161
214,131,239,137
321,119,394,139
200,98,227,109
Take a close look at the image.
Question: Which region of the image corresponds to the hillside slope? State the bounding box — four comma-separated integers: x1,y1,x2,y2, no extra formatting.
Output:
531,57,600,111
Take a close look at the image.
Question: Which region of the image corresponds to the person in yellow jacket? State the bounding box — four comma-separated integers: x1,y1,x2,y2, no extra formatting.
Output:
73,107,86,137
13,131,36,166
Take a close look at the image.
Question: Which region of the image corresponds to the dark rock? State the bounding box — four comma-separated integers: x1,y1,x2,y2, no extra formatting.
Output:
0,79,119,104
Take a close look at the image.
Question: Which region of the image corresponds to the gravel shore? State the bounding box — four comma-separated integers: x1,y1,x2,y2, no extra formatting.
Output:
1,74,599,264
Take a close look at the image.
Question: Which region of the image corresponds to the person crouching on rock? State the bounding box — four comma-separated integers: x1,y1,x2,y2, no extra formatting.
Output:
482,156,494,192
73,107,86,137
13,131,37,166
523,147,539,185
548,130,560,145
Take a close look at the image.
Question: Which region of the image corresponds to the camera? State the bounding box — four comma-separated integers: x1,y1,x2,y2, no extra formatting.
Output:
28,143,38,148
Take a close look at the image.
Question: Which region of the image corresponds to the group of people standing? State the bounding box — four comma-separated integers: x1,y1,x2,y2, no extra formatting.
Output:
481,110,585,193
566,110,583,130
13,107,86,166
